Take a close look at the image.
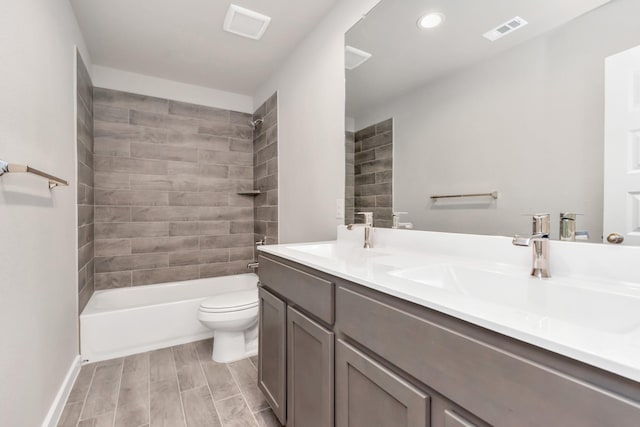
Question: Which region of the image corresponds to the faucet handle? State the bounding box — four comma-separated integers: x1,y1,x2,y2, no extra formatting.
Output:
531,213,550,235
560,212,583,220
512,234,546,246
356,212,374,226
392,212,408,229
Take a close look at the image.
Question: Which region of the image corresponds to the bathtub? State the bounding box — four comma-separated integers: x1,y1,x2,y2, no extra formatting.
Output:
80,273,258,362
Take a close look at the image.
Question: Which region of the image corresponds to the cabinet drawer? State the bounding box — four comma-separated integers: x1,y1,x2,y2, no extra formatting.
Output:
259,255,334,324
336,286,640,427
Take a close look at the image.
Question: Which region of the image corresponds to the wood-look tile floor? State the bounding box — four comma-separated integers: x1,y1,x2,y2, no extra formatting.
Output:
57,339,281,427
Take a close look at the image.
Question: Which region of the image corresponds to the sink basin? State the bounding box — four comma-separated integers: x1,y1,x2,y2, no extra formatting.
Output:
284,243,342,258
390,264,640,334
284,243,389,260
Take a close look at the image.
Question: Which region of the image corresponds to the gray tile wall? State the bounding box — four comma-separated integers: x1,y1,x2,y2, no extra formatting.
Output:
77,52,95,312
345,131,355,225
92,88,255,289
354,118,393,228
253,93,278,246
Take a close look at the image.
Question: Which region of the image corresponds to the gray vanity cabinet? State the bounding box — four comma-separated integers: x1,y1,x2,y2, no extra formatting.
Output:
258,253,640,427
287,307,334,427
258,287,287,425
335,339,430,427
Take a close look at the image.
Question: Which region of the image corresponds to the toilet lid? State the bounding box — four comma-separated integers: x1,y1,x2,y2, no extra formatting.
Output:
200,289,259,312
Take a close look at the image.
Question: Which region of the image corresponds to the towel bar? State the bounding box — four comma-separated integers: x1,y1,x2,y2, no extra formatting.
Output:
431,191,498,200
0,161,68,189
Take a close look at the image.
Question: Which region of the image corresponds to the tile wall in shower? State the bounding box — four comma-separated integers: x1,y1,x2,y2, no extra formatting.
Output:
77,51,95,312
92,88,255,289
252,93,278,246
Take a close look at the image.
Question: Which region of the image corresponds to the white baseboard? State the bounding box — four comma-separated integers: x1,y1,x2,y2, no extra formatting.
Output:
41,355,82,427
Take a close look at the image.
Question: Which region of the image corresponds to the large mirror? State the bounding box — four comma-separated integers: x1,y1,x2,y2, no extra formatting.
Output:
345,0,640,244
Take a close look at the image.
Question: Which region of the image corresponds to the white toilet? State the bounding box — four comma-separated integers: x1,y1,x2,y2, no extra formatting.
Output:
197,289,259,363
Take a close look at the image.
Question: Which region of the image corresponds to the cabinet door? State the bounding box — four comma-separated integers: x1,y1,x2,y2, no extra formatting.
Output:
443,410,477,427
258,287,287,425
336,339,430,427
287,307,334,427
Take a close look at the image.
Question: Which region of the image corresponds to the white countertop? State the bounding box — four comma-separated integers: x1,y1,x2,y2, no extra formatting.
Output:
258,226,640,382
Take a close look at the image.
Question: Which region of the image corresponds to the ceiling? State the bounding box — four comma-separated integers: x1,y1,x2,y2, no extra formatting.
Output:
346,0,611,117
70,0,339,95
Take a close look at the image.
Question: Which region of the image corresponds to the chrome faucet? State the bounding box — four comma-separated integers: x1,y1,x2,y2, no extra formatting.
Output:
392,212,414,229
347,212,374,248
559,212,590,241
513,214,551,278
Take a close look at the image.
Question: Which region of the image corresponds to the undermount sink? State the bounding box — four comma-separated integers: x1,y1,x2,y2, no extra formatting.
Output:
284,243,389,260
390,264,640,334
284,243,342,258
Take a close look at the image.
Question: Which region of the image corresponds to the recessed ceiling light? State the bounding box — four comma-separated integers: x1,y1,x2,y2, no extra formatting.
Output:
223,4,271,40
417,13,445,30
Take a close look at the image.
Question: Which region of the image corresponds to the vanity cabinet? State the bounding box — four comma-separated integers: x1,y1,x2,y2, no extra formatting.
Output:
258,255,336,426
258,253,640,427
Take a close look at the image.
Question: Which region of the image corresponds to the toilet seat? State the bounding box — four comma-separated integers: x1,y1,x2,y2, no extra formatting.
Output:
199,290,258,313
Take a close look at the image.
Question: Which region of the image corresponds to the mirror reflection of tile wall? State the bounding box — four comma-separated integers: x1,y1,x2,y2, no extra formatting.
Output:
345,131,355,225
350,118,393,228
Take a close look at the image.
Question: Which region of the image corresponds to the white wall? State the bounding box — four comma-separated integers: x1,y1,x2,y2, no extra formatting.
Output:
0,1,90,426
93,65,254,113
356,0,640,240
254,0,382,244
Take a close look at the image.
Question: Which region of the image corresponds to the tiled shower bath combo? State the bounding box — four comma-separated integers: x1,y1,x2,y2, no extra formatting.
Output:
92,88,258,289
68,54,281,425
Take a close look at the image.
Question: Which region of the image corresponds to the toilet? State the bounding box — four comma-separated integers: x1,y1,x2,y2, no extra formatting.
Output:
197,289,259,363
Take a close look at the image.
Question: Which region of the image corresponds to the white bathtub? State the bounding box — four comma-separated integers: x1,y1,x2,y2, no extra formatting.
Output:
80,273,258,362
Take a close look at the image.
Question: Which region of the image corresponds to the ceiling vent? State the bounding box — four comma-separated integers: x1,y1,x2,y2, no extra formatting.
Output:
483,16,528,42
345,46,372,70
223,4,271,40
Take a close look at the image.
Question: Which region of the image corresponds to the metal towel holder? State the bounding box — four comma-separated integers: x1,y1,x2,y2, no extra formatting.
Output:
430,191,499,200
0,160,69,189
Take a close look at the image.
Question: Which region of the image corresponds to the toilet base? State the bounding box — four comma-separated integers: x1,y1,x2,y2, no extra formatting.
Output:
211,322,258,363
